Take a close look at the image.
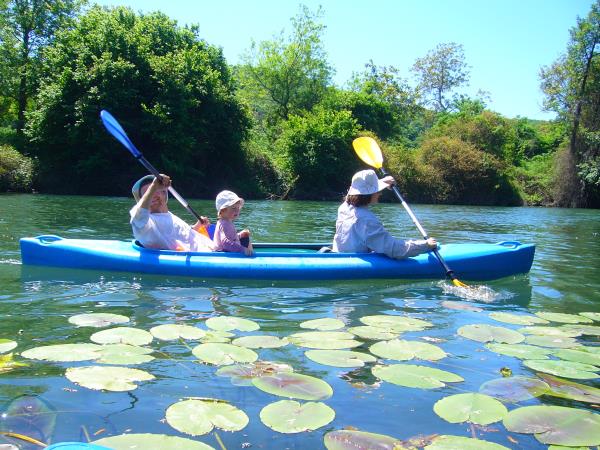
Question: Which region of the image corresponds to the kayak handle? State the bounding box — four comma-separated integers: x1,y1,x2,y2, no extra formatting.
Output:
36,235,63,244
497,241,522,248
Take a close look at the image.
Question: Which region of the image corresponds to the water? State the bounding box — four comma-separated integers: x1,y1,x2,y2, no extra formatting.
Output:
0,194,599,449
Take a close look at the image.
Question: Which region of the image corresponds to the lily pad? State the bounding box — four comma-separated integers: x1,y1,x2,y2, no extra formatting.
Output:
523,359,599,379
518,326,581,337
299,318,345,331
323,430,403,450
503,405,600,446
192,343,257,366
0,339,18,354
165,399,248,436
232,335,289,349
149,324,206,341
561,324,600,336
485,343,551,360
425,435,510,450
305,350,376,368
579,312,600,322
68,313,129,328
537,372,600,403
369,339,446,361
95,344,154,365
433,393,507,425
489,312,549,325
524,335,581,348
372,364,463,389
535,312,593,324
289,331,362,349
252,372,333,400
555,348,600,365
359,315,432,332
90,327,153,346
216,361,294,386
260,400,334,433
199,330,234,343
479,376,549,402
457,324,524,344
205,316,259,332
347,326,399,340
93,433,214,450
21,343,102,362
66,365,154,391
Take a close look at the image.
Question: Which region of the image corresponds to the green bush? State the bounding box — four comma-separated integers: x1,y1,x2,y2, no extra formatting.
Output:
513,152,556,205
0,144,34,192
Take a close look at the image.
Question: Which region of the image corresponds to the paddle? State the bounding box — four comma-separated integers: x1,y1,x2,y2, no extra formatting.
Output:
100,110,206,225
352,136,469,288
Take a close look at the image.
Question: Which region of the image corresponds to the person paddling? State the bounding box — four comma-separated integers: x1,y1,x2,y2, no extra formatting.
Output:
332,169,437,259
130,174,215,252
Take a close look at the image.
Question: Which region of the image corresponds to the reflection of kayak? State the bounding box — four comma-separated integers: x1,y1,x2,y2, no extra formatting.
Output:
20,235,535,281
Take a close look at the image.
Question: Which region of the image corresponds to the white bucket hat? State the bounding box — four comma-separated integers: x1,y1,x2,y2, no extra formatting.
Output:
347,169,389,195
216,190,244,212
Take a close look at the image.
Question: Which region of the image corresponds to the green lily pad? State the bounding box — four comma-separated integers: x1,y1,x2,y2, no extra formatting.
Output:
457,324,524,344
323,429,403,450
299,318,345,331
489,312,549,325
289,331,362,349
372,364,463,389
518,326,581,337
347,326,399,340
547,446,589,450
524,335,581,348
93,433,214,450
95,344,154,365
523,359,599,379
425,435,510,450
149,324,206,341
561,324,600,336
199,330,234,343
535,312,593,324
192,343,258,366
537,372,600,403
90,327,153,346
485,343,551,360
165,399,248,436
232,335,289,349
21,343,102,362
260,400,334,433
579,312,600,322
555,348,600,365
66,365,154,391
479,376,549,402
216,361,294,386
0,339,18,354
205,316,259,332
433,393,507,425
359,315,432,332
252,372,333,400
369,339,446,361
68,313,129,328
305,350,376,368
503,405,600,446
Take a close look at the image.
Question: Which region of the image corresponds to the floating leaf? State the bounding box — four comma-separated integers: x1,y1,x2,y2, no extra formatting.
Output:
457,324,524,344
347,326,399,340
165,399,248,436
359,315,432,332
547,446,589,450
232,335,289,349
537,372,600,403
369,340,446,361
579,312,600,322
252,372,333,400
535,312,593,324
192,343,257,366
503,405,600,446
68,313,129,328
93,433,215,450
518,326,581,337
524,335,580,348
199,330,233,343
524,359,598,379
216,361,294,386
260,400,334,433
90,327,153,346
323,429,403,450
485,343,550,360
489,312,549,325
561,324,600,336
479,376,549,402
0,353,28,373
66,366,154,391
289,331,362,349
305,350,376,368
299,318,345,331
149,324,205,341
433,393,507,425
95,344,154,365
21,343,102,362
555,348,600,365
205,316,259,332
425,435,510,449
0,339,17,354
372,364,463,389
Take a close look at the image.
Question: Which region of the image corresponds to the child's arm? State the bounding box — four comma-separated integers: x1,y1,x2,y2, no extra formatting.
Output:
216,221,247,253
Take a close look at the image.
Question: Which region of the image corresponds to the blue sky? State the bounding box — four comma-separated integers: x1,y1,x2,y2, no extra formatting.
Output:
93,0,594,120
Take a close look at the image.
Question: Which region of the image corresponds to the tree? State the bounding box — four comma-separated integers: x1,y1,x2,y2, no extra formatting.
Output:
411,42,470,112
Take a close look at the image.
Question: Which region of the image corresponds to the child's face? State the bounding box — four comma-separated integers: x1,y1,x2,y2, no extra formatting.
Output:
220,201,242,221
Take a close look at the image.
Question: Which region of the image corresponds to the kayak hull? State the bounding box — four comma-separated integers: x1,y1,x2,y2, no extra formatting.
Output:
20,236,535,281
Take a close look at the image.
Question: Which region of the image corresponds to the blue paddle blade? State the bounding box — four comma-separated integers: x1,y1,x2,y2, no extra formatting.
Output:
100,110,141,158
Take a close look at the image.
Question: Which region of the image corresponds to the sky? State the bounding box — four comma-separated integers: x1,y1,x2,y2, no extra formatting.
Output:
93,0,595,120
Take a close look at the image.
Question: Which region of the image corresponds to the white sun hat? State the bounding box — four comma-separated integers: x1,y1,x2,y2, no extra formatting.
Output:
347,169,389,195
216,190,244,212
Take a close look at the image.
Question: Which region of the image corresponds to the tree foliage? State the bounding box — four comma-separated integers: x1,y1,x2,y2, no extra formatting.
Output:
0,143,33,191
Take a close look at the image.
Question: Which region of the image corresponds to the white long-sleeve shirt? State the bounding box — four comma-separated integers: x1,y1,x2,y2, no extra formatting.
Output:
129,205,215,252
332,202,431,259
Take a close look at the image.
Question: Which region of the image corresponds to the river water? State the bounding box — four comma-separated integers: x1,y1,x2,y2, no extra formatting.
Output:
0,194,599,449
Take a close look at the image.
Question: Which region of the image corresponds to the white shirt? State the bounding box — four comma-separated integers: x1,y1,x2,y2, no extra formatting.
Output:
332,202,431,259
129,205,215,252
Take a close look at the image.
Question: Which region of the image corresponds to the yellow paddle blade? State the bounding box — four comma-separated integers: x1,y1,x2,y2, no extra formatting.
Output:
352,137,383,169
452,278,470,288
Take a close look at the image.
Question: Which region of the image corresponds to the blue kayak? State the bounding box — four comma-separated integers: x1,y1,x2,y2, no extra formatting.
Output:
20,235,535,281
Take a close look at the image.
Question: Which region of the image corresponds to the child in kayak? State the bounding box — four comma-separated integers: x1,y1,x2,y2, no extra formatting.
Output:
333,169,437,259
213,190,253,256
